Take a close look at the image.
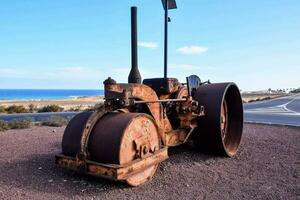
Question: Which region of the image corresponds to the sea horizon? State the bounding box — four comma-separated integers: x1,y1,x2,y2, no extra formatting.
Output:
0,89,104,100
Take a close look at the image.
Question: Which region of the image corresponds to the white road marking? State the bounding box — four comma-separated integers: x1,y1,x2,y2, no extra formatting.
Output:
245,94,300,116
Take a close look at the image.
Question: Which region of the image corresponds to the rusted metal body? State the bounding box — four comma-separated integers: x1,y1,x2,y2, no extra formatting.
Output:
56,147,168,182
56,3,244,186
56,78,243,186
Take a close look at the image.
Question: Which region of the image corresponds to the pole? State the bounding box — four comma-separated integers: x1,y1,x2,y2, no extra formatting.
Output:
164,0,168,78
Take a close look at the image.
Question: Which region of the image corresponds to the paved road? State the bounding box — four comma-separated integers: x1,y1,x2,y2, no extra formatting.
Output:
244,94,300,126
0,112,79,122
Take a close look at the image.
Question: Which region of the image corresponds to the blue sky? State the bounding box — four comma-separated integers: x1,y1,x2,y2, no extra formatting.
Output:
0,0,299,91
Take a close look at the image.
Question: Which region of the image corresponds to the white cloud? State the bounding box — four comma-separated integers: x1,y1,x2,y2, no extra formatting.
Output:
0,66,104,81
0,66,130,88
169,64,215,71
0,68,28,78
170,64,198,70
44,66,104,81
176,45,208,55
138,41,158,49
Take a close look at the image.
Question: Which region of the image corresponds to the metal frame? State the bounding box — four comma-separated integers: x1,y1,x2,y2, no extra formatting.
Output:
56,147,168,181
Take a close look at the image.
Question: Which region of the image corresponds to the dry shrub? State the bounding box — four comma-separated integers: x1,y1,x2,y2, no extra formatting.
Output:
0,106,6,113
85,103,103,111
261,97,271,101
8,120,31,129
28,104,37,113
38,105,64,113
42,116,69,127
5,105,29,114
0,120,9,131
68,106,83,112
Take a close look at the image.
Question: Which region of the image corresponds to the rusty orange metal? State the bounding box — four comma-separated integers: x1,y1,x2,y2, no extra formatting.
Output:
56,79,243,186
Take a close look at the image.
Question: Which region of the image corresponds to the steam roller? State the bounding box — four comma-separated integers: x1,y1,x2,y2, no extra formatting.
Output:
55,1,244,186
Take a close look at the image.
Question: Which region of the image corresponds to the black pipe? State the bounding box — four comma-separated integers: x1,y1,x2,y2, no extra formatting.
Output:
164,0,168,78
128,6,141,83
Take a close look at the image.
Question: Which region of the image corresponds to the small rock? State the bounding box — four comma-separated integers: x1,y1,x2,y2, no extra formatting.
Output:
80,180,87,186
48,179,53,183
63,179,67,182
194,162,201,167
52,129,57,133
38,167,42,170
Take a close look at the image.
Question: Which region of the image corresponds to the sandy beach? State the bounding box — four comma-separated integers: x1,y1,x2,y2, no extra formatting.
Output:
0,96,103,111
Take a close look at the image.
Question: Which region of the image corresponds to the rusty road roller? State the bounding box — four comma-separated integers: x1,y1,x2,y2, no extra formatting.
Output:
55,1,243,186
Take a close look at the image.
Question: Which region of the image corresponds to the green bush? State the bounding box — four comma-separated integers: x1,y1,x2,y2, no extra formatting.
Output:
5,105,29,114
8,120,31,129
38,105,64,113
0,120,9,131
42,116,69,127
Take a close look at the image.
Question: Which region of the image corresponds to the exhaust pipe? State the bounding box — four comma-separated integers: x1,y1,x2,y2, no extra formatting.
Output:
128,6,142,84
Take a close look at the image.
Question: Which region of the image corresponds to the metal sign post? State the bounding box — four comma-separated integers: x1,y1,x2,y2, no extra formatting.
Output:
162,0,177,78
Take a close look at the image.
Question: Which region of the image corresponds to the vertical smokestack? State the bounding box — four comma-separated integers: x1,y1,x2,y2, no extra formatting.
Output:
128,6,141,83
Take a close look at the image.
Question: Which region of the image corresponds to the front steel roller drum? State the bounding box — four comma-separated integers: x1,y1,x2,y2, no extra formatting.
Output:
62,111,160,186
194,82,243,157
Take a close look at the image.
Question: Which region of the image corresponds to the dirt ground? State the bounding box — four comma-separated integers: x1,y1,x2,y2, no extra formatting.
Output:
0,124,299,200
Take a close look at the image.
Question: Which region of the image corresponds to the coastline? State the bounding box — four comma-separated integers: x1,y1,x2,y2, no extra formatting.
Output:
0,96,103,111
0,93,290,110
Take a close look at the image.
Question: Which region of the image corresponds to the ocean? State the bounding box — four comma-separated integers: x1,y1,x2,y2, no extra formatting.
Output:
0,89,104,100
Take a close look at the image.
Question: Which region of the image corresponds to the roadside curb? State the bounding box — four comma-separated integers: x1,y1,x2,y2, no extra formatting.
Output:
245,121,300,128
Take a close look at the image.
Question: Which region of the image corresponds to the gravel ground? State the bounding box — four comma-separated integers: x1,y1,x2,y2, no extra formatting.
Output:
0,124,299,200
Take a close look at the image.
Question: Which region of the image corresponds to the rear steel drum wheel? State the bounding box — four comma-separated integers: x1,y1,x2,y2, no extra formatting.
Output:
193,83,243,157
62,112,160,186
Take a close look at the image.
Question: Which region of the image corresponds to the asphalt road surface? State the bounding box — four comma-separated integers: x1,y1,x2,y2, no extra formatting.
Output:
0,112,78,122
244,94,300,126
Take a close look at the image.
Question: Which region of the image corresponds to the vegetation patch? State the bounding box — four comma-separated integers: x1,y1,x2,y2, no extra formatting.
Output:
85,103,103,111
38,105,64,113
8,120,31,129
28,104,38,112
0,120,9,131
5,105,29,114
68,106,83,112
0,106,6,113
41,116,69,127
0,119,31,131
291,87,300,93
